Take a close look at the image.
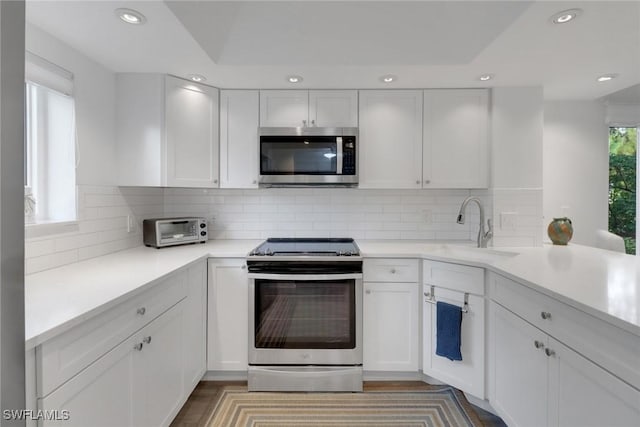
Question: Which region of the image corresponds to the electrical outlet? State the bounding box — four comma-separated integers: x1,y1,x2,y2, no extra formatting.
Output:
421,209,432,224
500,212,517,230
126,215,136,233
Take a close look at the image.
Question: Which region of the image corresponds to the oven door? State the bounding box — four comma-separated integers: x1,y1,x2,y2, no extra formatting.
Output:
248,273,362,366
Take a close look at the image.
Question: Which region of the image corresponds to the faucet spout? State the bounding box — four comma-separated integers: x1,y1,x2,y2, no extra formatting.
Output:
456,196,493,248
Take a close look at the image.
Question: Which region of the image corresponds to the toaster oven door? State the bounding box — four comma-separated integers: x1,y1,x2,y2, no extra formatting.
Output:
157,220,199,246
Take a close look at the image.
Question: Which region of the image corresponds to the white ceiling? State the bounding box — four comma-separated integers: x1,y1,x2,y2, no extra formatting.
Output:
25,0,640,100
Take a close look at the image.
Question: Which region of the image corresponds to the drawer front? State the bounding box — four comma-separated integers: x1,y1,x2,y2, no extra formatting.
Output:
423,260,484,295
491,272,640,390
38,270,187,397
364,258,419,282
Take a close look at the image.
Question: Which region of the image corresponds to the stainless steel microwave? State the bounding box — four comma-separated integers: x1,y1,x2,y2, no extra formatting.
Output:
258,127,358,186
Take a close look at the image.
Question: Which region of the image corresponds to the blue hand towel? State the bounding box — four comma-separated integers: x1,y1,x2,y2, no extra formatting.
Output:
435,301,463,361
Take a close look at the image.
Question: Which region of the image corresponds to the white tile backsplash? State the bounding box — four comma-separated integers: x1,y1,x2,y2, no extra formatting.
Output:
26,185,542,274
164,188,485,241
25,185,164,274
491,188,543,247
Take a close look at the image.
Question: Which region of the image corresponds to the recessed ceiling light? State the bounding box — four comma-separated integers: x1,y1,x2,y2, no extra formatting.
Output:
287,75,303,83
187,74,206,83
115,8,146,25
596,74,618,82
380,75,397,83
550,9,582,24
478,74,494,82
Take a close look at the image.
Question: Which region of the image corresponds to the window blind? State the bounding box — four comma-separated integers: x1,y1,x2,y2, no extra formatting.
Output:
25,51,74,96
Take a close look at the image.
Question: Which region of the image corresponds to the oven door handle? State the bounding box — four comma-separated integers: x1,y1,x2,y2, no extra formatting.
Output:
247,273,363,281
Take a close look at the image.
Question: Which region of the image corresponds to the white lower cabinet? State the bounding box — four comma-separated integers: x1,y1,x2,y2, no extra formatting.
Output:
207,258,248,372
491,303,548,427
182,261,207,393
422,260,485,399
363,259,420,372
37,261,207,427
492,303,640,427
40,301,185,427
363,281,419,371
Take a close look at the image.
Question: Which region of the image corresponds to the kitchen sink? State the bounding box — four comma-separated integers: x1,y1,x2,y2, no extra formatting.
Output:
423,244,520,264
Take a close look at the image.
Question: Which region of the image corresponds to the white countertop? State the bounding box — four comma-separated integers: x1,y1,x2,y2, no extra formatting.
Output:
25,239,640,349
25,240,260,349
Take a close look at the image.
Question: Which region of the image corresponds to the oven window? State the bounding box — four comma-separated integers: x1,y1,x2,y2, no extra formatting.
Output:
260,137,337,175
254,279,355,349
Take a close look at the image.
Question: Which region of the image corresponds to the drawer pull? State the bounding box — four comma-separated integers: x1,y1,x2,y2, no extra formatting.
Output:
390,268,396,274
137,307,146,316
534,340,545,349
143,336,152,344
134,343,143,351
541,311,552,320
545,348,556,357
365,290,371,295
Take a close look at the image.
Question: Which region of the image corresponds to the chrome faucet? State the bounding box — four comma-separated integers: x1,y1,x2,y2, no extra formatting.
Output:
457,196,493,248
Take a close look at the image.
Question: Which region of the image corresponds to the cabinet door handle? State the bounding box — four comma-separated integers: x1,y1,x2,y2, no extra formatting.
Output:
302,120,307,127
365,290,371,295
416,180,420,185
311,120,316,127
424,180,431,184
143,336,152,344
134,343,143,351
253,180,257,184
390,268,396,274
545,348,556,357
534,340,545,349
136,307,146,316
214,179,218,184
241,264,247,270
541,311,552,320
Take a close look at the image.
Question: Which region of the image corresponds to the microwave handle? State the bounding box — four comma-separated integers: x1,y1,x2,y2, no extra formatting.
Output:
170,220,189,225
336,137,343,175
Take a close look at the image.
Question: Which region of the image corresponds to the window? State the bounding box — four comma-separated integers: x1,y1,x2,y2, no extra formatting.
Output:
608,127,638,254
25,52,77,224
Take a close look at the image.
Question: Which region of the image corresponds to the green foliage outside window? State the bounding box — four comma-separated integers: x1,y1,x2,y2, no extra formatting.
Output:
609,127,637,254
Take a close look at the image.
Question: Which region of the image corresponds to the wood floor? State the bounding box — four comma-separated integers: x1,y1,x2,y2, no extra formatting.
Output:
170,381,507,427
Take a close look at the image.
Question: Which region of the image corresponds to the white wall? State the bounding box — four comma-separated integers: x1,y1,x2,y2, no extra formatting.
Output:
26,23,116,186
490,87,544,246
491,87,543,189
543,100,608,247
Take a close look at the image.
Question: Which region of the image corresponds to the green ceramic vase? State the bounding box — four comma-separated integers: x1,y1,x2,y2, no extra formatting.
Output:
548,217,573,245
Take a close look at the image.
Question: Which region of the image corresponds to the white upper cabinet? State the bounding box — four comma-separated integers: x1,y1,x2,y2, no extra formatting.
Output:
260,90,309,127
165,76,219,188
116,74,219,187
358,90,423,188
260,90,358,127
309,90,358,127
220,90,259,188
423,89,489,188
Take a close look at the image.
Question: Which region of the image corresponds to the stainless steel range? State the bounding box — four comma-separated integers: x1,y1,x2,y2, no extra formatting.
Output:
246,238,363,392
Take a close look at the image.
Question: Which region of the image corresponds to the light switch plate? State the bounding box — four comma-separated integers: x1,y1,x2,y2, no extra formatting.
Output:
500,212,517,230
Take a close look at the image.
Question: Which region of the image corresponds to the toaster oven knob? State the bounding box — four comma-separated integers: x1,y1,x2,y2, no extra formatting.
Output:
200,223,206,228
200,231,207,236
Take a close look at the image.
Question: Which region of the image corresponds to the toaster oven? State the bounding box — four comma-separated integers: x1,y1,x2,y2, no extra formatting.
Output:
143,217,208,248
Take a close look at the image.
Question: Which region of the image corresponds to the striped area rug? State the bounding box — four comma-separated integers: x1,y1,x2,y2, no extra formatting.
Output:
205,385,483,427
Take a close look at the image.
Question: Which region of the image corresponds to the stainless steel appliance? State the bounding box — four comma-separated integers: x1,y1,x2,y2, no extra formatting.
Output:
142,217,208,248
247,238,363,392
259,127,358,186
